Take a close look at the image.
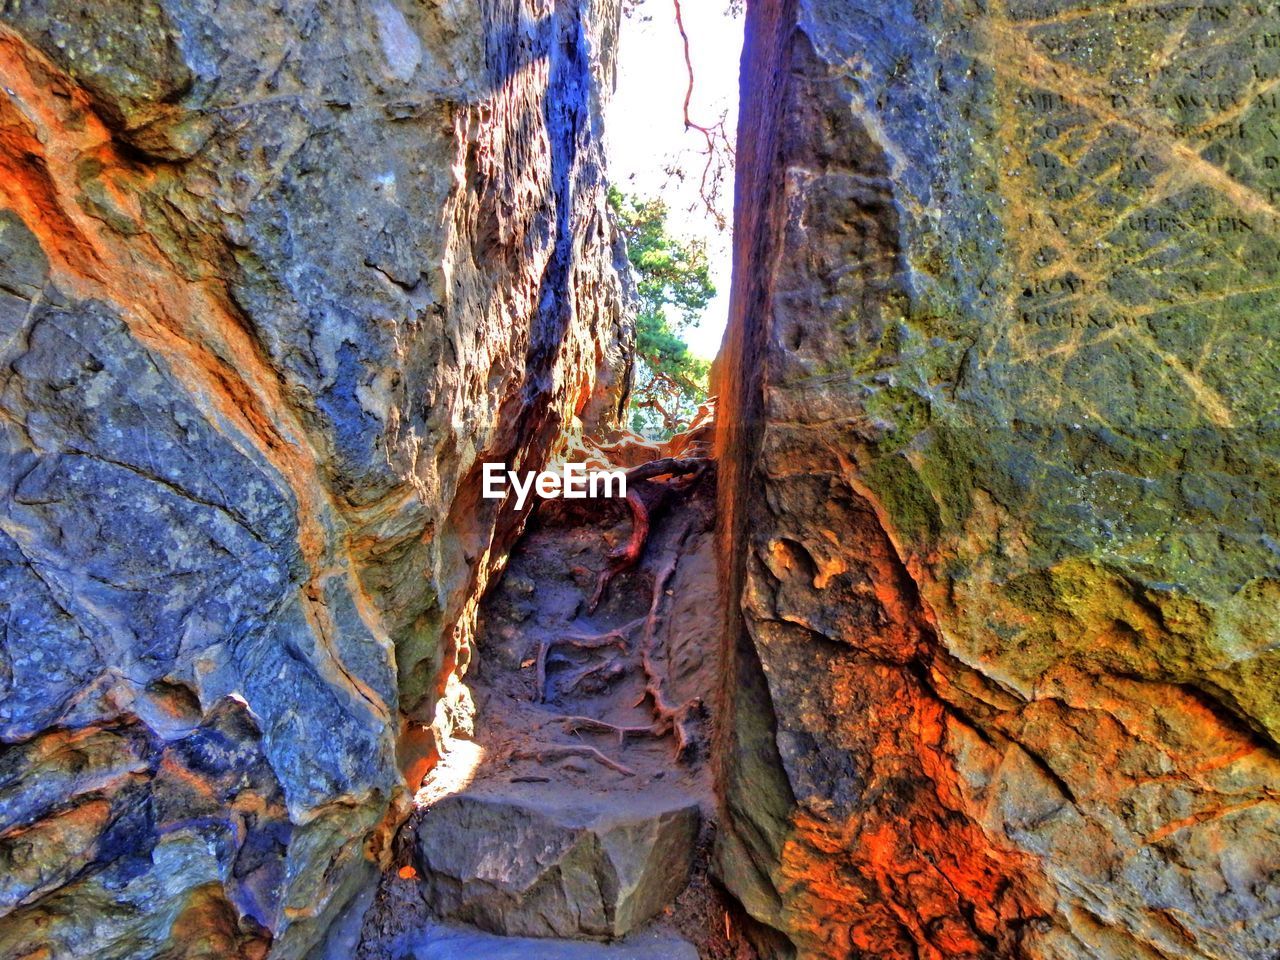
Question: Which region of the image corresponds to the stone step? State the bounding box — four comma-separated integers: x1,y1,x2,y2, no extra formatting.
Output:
402,922,700,960
413,781,700,940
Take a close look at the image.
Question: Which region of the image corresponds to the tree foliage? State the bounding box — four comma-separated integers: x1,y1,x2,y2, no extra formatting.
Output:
609,187,715,437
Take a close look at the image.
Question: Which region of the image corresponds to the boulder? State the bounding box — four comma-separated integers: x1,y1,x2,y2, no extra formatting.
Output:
414,784,699,940
403,922,700,960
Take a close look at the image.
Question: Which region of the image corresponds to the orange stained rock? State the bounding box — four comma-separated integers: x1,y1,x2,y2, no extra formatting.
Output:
0,25,393,723
756,458,1051,957
167,881,271,959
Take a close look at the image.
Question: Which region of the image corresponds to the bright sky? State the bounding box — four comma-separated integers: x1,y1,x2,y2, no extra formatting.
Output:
605,2,744,361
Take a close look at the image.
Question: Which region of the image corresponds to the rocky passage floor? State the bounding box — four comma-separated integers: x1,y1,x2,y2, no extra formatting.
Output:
351,422,753,960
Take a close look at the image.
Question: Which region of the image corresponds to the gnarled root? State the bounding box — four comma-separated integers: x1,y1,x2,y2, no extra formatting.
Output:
535,617,644,702
549,698,700,758
590,457,708,611
638,647,702,759
542,714,661,743
511,744,635,777
546,518,703,759
635,518,702,758
558,658,626,698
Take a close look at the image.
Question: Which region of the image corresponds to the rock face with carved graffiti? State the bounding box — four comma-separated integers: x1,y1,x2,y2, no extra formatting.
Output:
715,1,1280,958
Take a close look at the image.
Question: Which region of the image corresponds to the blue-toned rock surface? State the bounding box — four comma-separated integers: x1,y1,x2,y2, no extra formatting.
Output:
0,1,629,956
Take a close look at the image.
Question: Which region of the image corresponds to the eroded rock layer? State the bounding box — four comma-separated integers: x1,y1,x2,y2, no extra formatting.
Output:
0,1,628,956
716,2,1280,958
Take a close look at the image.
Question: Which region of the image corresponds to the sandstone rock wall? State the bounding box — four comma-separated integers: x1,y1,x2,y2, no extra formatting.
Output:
0,0,628,956
716,1,1280,958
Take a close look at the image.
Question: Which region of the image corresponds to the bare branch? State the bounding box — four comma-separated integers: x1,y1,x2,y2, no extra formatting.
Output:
670,0,735,228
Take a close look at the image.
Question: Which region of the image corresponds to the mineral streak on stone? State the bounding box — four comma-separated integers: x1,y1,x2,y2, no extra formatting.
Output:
716,1,1280,959
0,0,629,956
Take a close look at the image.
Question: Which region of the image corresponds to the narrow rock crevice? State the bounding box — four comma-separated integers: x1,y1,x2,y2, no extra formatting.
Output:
351,412,758,959
3,1,1279,958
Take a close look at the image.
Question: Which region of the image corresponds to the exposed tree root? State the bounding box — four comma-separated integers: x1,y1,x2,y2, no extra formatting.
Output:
637,646,702,758
634,518,702,758
535,617,645,702
558,658,626,698
542,516,703,760
544,714,661,743
589,487,650,611
589,457,708,611
528,456,708,761
511,744,635,777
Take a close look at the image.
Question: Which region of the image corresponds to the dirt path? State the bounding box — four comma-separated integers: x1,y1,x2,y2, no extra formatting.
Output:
351,421,755,959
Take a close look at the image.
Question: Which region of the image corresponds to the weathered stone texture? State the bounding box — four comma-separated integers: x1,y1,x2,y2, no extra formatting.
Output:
0,0,628,956
414,786,700,940
716,1,1280,958
400,922,701,960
